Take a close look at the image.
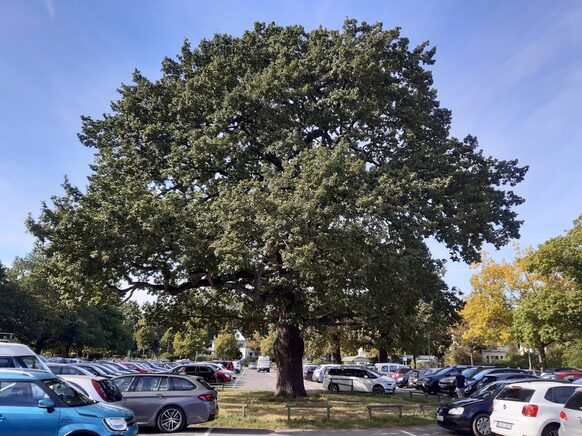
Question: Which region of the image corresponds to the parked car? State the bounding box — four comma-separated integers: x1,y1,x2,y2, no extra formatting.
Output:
389,367,411,380
417,366,470,394
374,363,409,375
464,367,530,396
0,342,51,372
112,373,218,433
411,368,439,389
544,370,582,382
47,363,94,376
471,371,540,393
170,364,221,383
436,378,541,436
60,374,124,403
324,366,396,394
312,364,340,382
0,369,138,435
232,360,242,373
395,369,415,388
543,368,578,376
438,366,492,395
303,364,319,381
248,362,257,370
212,360,236,372
490,380,578,436
257,355,271,373
74,362,115,377
560,387,582,436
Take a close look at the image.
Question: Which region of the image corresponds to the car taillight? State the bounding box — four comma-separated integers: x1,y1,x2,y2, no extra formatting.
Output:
91,379,107,401
198,394,215,402
560,410,568,421
522,404,538,417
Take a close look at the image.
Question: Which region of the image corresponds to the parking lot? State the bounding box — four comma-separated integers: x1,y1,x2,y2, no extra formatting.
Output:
144,368,448,435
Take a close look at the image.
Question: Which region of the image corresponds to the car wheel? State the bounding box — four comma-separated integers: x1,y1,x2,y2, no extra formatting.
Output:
156,406,186,433
541,424,560,436
329,383,340,393
372,385,385,394
471,413,491,436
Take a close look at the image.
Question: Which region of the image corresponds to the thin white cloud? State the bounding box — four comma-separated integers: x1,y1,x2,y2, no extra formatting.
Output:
44,0,55,19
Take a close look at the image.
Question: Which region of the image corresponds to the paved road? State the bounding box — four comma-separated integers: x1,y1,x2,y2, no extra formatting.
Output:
141,369,450,435
142,425,450,435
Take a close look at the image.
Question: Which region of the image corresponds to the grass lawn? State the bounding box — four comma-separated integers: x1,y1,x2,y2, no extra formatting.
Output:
203,390,438,429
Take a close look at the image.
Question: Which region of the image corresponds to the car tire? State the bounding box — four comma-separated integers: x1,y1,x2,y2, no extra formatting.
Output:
329,383,339,393
471,413,491,436
156,405,186,433
541,424,560,436
372,385,385,394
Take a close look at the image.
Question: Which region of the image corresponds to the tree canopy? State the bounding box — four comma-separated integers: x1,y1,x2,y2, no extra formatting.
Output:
28,20,527,396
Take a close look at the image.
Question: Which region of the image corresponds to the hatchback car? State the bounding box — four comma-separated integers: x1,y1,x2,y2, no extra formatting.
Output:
324,366,396,394
112,373,218,433
0,369,137,435
490,380,577,436
171,364,222,383
47,363,94,376
60,374,124,403
560,388,582,436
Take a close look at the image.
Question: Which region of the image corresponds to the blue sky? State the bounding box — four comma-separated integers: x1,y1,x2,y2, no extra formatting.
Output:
1,0,581,302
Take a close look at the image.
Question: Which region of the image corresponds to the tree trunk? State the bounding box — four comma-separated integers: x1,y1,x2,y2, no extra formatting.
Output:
537,346,547,371
274,322,307,398
378,348,388,363
330,330,342,364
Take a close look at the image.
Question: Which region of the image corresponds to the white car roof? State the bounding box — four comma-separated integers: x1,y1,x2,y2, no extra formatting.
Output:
503,380,570,389
0,343,36,355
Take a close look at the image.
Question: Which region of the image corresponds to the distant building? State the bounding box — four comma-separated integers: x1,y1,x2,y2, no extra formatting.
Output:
481,347,510,363
208,329,257,360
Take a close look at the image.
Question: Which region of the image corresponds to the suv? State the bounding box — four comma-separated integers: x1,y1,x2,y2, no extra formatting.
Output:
0,369,137,435
490,380,578,436
171,364,220,383
560,388,582,436
323,366,396,394
464,367,529,396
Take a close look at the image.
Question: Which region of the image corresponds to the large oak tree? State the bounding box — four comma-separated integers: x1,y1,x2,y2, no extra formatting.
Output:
29,20,527,397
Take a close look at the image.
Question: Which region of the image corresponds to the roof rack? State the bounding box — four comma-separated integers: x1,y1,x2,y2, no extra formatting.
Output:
0,333,16,343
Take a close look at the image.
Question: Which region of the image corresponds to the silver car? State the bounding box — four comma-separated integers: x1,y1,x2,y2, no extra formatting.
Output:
112,373,218,433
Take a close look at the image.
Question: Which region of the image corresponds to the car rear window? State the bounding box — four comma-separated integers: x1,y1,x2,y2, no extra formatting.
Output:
497,387,535,402
544,386,577,404
328,368,342,376
100,379,123,402
565,391,582,410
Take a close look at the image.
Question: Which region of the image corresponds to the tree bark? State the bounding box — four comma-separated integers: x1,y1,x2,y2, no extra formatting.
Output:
274,322,307,398
330,330,342,364
378,348,388,363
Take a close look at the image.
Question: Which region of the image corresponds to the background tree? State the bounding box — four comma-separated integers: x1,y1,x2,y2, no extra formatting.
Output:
29,20,527,397
173,326,208,359
213,331,240,360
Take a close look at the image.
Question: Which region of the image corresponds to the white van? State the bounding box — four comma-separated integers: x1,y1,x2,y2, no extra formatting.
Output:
257,355,271,373
374,363,409,375
0,342,51,372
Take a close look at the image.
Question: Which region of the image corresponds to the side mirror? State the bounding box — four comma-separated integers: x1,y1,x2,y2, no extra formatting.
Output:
38,399,55,412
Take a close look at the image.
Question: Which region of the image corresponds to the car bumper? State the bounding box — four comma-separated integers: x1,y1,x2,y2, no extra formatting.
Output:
436,413,471,431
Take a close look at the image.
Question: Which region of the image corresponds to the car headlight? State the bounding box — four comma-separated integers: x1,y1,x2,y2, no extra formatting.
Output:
396,377,403,382
103,417,128,431
448,407,464,416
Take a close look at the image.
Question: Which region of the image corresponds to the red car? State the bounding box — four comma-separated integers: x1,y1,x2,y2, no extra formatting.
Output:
551,371,582,381
389,368,411,379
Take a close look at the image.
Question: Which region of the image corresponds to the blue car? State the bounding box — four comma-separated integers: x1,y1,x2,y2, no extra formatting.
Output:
0,369,138,435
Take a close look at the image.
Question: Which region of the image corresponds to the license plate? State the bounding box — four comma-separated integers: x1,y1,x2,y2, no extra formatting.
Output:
496,421,512,430
437,415,444,422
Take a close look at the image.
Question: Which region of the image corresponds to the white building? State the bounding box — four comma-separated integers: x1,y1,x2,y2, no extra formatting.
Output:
481,347,510,363
208,330,257,360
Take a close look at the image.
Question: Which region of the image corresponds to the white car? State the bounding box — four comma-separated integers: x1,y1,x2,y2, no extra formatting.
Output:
560,388,582,436
0,342,51,372
201,362,237,380
257,356,272,373
374,363,409,376
490,381,578,436
60,374,124,403
323,366,396,394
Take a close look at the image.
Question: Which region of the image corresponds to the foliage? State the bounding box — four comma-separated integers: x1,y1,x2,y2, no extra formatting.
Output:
172,326,208,359
28,20,527,396
259,329,276,357
527,214,582,285
213,331,240,359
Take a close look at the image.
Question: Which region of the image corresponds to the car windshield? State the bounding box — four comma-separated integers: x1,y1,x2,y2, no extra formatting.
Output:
434,367,451,376
8,355,47,370
462,367,482,378
470,382,504,400
43,378,95,407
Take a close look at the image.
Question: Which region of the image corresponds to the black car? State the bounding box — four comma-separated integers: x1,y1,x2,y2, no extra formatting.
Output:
470,371,539,393
437,366,493,395
417,366,471,394
303,365,319,381
464,367,529,396
171,364,220,383
437,378,540,436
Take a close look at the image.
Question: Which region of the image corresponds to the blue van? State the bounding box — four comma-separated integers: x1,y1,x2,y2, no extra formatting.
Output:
0,369,138,435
